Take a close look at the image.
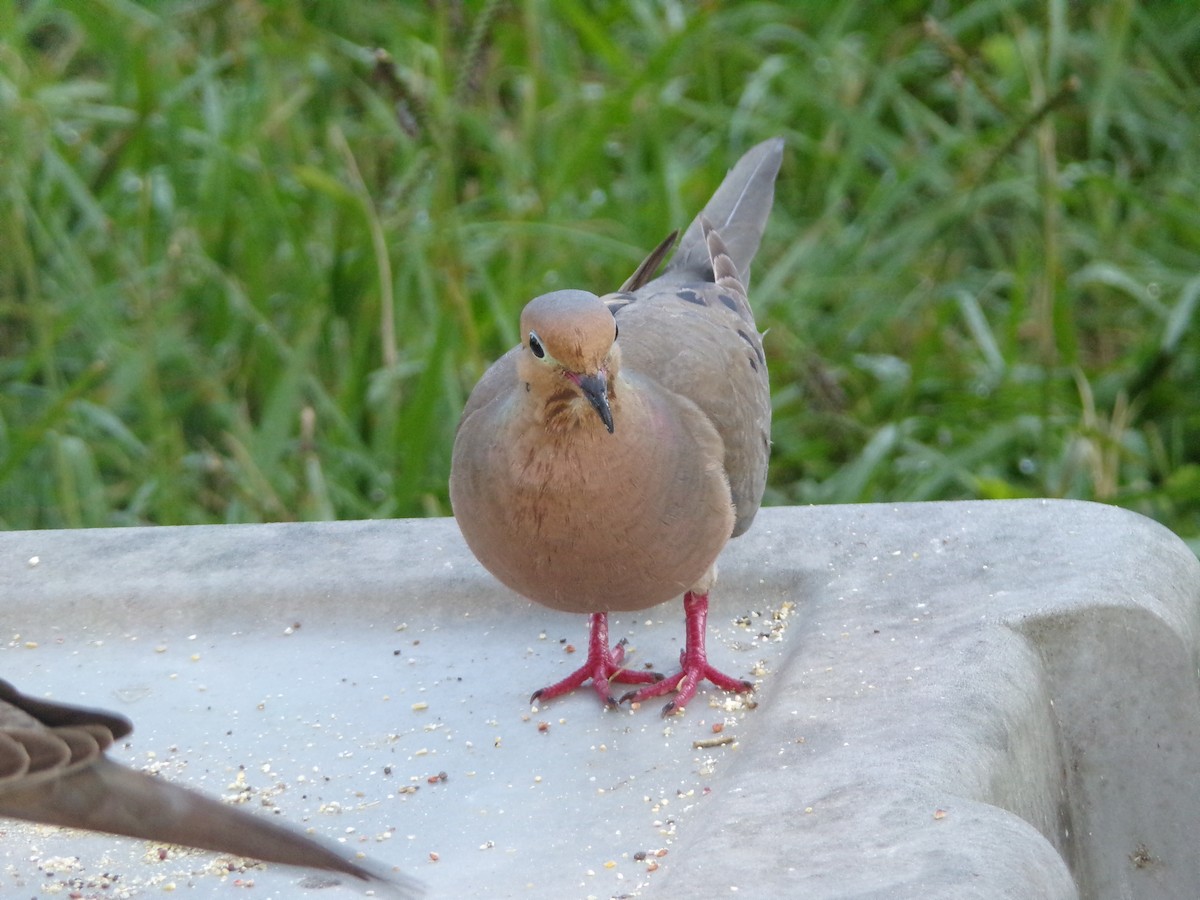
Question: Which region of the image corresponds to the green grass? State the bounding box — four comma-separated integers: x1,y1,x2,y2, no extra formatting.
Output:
1,0,1198,554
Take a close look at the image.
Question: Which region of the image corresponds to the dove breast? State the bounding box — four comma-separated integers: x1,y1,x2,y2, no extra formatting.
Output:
450,344,735,614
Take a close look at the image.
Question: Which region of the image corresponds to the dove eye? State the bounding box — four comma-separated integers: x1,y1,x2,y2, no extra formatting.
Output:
528,332,546,359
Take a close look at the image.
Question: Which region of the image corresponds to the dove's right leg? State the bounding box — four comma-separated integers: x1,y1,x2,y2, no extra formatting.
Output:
620,590,754,716
530,613,663,707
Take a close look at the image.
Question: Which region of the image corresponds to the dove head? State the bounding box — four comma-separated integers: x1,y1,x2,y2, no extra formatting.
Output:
517,290,620,434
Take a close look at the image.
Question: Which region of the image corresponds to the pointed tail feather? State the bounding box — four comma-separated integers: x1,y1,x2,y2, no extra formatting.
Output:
618,230,678,293
667,137,784,286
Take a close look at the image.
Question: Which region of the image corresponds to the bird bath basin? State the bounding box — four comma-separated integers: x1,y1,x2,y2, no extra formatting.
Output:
2,501,1198,899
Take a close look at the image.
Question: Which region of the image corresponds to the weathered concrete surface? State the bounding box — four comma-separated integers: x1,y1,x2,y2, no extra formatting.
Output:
1,500,1197,898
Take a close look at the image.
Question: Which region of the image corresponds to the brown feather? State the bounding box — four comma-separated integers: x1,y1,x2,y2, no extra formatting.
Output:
0,679,419,896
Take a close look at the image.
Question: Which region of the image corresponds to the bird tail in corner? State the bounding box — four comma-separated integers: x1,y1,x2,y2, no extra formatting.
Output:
7,758,419,896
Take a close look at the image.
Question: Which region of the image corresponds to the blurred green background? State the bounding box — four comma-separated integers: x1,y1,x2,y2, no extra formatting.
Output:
2,0,1198,554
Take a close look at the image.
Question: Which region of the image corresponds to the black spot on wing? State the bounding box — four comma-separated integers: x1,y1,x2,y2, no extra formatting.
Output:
719,294,740,313
676,288,707,306
734,328,763,362
738,328,767,372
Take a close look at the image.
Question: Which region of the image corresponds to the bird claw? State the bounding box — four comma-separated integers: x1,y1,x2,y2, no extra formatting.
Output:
619,661,753,716
617,589,755,715
532,660,659,708
530,615,660,708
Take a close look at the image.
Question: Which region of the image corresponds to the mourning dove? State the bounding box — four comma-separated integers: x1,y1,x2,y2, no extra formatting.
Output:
450,138,783,714
0,679,419,895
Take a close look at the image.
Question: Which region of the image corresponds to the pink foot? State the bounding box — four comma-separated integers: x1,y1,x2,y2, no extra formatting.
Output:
621,591,753,716
531,612,662,707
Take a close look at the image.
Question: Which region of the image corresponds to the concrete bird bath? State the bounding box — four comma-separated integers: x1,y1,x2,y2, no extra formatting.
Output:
2,500,1197,898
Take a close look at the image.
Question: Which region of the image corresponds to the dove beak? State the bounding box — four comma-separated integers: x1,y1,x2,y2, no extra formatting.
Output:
572,371,614,434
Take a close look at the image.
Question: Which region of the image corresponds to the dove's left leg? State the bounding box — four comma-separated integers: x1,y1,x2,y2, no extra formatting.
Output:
530,612,662,708
621,591,753,716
